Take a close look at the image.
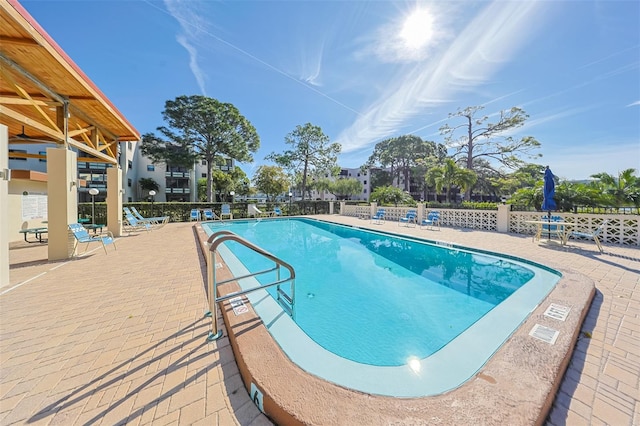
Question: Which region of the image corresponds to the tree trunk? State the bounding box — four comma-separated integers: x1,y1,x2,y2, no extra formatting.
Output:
465,115,473,201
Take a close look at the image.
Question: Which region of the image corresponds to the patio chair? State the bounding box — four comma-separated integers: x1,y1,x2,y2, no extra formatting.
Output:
269,207,282,217
398,210,417,227
69,223,116,255
248,204,264,218
420,211,441,230
130,206,169,227
190,209,200,221
534,215,564,242
568,220,609,253
123,210,152,234
220,204,233,220
370,208,385,224
202,209,219,221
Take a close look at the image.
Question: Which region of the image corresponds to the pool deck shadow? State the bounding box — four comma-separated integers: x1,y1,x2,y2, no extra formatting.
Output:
1,217,639,425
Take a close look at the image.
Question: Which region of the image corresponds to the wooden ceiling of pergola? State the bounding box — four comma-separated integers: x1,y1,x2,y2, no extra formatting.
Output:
0,0,139,164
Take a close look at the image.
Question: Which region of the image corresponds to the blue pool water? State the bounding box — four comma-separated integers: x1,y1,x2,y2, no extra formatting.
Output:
202,218,561,396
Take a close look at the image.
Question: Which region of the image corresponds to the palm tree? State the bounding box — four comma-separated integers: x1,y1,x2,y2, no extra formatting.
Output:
139,178,159,200
426,159,477,203
590,168,639,207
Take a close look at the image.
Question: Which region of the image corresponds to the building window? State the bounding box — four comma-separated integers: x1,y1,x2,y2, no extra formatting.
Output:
202,160,207,165
364,180,367,185
39,151,47,162
147,164,155,171
8,149,27,160
128,160,133,169
201,173,207,178
128,197,132,202
128,142,132,150
128,178,132,187
364,189,367,193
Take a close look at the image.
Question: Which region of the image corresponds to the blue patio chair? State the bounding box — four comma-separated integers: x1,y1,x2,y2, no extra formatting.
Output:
220,204,233,220
202,209,219,221
398,210,417,227
370,208,385,224
535,215,565,242
123,210,152,234
69,223,116,255
568,220,609,253
420,211,441,230
190,209,200,221
269,207,282,217
130,206,169,227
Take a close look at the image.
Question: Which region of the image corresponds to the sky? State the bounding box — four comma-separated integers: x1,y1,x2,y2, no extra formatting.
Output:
20,0,640,181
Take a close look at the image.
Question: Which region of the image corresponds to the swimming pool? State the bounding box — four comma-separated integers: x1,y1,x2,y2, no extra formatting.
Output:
202,218,561,397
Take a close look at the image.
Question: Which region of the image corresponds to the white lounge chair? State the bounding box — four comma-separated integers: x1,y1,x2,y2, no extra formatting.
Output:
248,204,264,218
568,220,609,253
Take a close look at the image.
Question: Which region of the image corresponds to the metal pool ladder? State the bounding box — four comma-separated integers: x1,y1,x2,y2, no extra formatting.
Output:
206,230,296,341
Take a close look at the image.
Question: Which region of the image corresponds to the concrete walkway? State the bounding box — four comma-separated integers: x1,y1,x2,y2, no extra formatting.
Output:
1,218,638,425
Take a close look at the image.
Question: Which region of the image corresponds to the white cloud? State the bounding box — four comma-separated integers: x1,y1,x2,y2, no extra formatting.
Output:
164,0,208,95
627,100,640,107
335,1,549,153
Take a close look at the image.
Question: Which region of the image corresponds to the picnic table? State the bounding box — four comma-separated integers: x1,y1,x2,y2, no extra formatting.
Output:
18,227,48,243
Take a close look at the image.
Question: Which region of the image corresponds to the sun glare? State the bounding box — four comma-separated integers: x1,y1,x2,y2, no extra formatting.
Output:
400,9,434,50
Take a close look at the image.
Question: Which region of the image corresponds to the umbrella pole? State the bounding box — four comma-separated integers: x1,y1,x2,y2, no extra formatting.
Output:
547,211,551,240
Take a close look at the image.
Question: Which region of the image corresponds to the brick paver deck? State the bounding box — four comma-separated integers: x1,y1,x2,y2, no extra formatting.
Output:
1,217,638,425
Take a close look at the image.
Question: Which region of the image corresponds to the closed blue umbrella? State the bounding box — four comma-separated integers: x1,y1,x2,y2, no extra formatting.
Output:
542,166,556,212
542,166,557,239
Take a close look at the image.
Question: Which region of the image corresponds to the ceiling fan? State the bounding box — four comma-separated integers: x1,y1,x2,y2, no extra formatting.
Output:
9,126,57,144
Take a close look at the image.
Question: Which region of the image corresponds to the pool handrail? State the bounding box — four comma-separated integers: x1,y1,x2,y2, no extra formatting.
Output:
206,230,296,341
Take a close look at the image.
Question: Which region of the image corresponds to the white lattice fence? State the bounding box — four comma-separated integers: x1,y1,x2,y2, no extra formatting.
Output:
342,204,372,218
509,212,639,246
340,205,639,246
437,209,498,231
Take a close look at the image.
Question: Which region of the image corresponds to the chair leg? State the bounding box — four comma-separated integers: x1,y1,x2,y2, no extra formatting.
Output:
594,236,603,253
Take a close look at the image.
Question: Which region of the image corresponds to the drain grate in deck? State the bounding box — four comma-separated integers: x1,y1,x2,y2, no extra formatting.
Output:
529,324,559,344
544,303,571,321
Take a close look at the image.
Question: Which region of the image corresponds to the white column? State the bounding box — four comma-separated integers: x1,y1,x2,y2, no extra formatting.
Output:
0,125,9,287
329,202,334,215
418,203,426,222
47,147,78,260
107,167,123,237
497,203,511,233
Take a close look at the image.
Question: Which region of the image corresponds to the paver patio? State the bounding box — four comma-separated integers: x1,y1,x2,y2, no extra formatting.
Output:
1,217,638,425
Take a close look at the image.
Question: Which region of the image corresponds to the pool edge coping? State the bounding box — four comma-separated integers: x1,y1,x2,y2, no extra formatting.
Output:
195,219,596,426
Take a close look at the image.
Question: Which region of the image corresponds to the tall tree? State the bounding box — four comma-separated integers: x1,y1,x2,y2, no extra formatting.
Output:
365,135,443,191
440,106,541,200
253,165,289,202
140,95,259,202
267,123,340,201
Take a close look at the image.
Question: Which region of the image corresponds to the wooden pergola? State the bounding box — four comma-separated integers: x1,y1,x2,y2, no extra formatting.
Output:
0,0,139,162
0,0,141,272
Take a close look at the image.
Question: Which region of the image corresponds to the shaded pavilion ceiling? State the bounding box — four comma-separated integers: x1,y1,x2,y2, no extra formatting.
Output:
0,0,139,165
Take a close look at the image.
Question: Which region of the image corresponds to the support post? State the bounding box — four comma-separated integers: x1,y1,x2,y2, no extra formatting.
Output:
497,203,511,233
47,147,77,260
